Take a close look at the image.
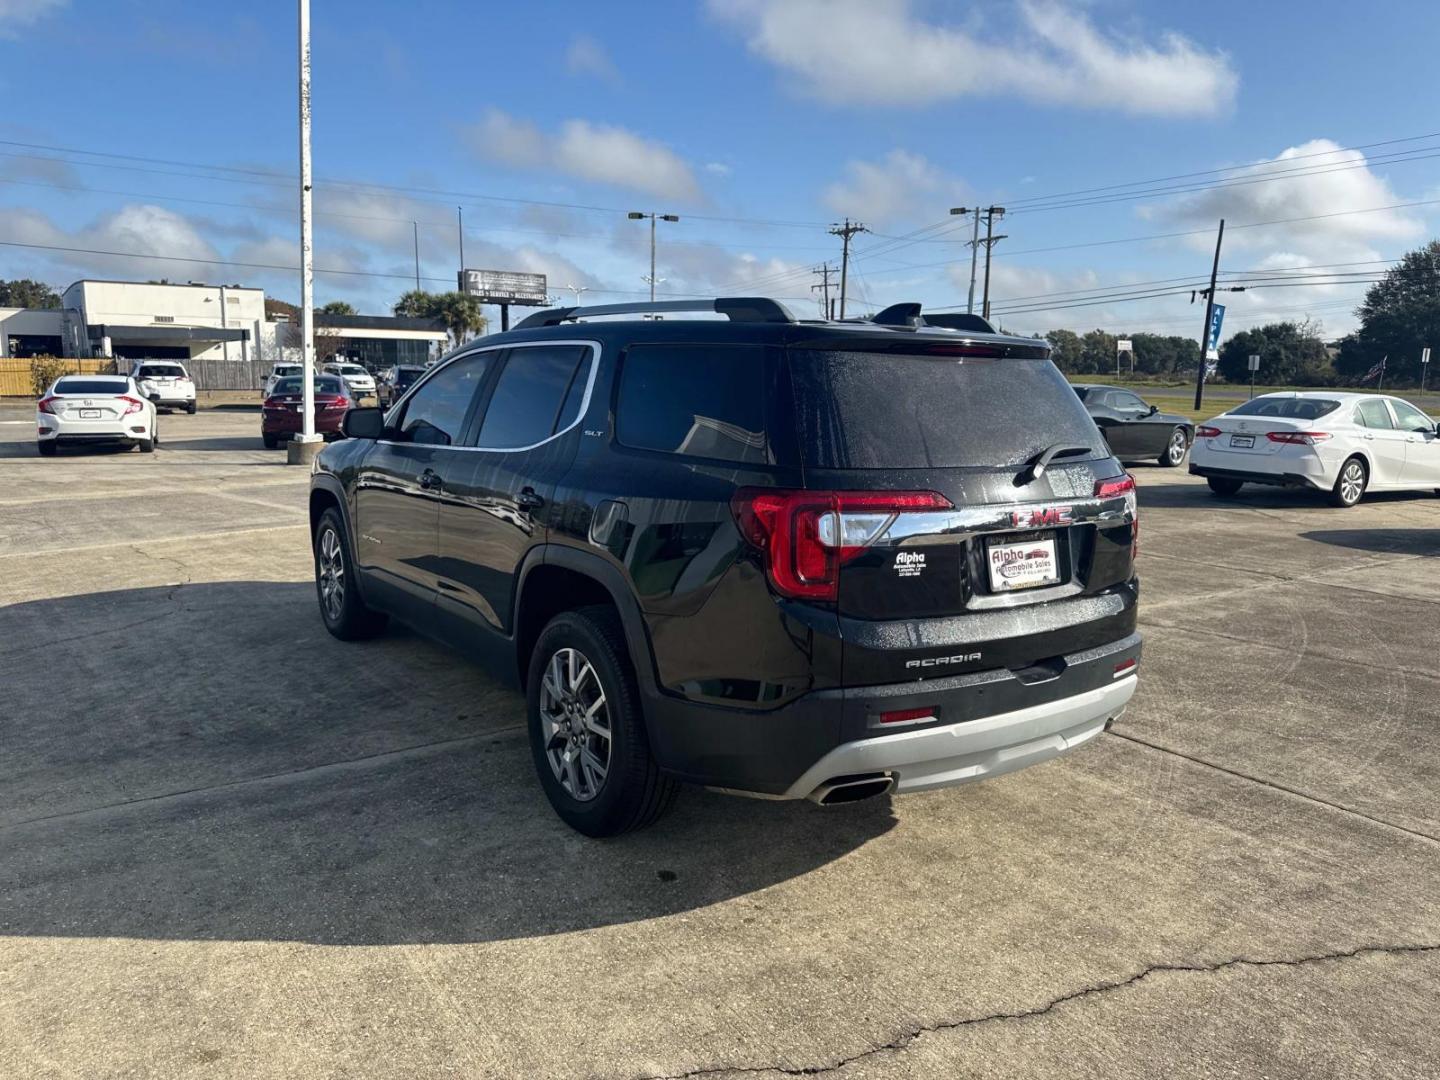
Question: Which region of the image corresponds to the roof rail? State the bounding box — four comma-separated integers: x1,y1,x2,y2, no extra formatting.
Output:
870,303,996,334
513,296,795,329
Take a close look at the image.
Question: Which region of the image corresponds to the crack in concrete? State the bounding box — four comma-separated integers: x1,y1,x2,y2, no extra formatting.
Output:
635,943,1440,1080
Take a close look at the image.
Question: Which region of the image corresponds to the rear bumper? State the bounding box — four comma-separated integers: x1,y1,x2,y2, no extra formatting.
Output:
647,631,1141,798
1188,463,1324,490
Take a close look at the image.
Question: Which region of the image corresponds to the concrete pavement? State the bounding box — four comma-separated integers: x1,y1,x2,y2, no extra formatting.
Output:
1,404,1438,1078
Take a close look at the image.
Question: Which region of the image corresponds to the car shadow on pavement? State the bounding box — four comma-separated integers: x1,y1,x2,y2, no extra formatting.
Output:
0,581,896,946
1300,528,1440,556
1135,482,1434,511
157,436,270,452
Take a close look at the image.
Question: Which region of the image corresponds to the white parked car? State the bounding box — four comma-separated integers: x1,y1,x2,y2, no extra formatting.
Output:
132,361,197,414
263,362,303,397
36,374,158,457
323,361,376,398
1190,391,1440,507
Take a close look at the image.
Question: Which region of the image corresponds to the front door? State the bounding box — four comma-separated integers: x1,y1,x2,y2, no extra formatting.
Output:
352,350,496,620
1389,397,1440,487
434,343,596,644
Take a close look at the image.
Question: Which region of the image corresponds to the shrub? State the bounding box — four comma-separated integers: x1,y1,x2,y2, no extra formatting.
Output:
28,356,70,398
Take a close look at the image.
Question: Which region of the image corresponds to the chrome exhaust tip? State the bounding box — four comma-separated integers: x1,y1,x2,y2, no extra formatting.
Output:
808,773,895,806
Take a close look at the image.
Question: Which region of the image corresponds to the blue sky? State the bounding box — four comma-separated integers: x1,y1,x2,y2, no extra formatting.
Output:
2,0,1438,341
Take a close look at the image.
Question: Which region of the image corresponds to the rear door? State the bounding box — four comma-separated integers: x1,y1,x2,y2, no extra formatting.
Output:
1354,398,1408,486
351,351,495,620
432,342,596,644
787,343,1135,686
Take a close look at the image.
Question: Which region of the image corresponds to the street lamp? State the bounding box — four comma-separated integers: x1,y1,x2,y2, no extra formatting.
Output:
564,284,589,305
628,211,679,301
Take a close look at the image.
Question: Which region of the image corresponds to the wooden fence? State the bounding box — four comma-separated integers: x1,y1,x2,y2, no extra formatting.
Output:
1,357,271,396
0,358,115,397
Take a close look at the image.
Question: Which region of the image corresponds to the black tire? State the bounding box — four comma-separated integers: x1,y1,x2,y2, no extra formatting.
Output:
527,606,677,837
262,433,279,449
186,402,197,415
313,508,388,640
1207,476,1243,497
137,437,155,454
1158,426,1189,467
37,441,56,457
1330,456,1367,508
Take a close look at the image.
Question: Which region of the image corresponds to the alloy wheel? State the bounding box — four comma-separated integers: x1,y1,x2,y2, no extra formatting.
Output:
317,527,345,621
1167,429,1187,464
1339,461,1365,506
539,647,612,802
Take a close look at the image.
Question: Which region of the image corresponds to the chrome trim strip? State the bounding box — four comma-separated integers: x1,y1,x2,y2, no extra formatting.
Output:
874,495,1134,547
377,338,601,455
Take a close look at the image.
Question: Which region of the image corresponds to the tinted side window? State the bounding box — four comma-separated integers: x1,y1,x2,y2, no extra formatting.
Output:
475,345,588,449
616,344,771,465
1112,391,1146,411
397,352,493,446
1389,399,1432,431
1355,399,1394,430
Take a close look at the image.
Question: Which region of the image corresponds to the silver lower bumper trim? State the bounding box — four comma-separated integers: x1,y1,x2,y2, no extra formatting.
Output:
783,675,1137,799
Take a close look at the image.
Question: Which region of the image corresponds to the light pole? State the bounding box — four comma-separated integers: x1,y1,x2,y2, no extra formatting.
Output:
290,0,320,464
628,211,678,301
565,284,589,305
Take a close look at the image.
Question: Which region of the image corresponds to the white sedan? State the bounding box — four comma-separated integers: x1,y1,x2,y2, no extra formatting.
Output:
36,375,158,457
1190,391,1440,507
323,362,376,398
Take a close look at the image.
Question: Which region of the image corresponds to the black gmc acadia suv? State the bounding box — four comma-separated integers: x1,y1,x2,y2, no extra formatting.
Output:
308,298,1141,836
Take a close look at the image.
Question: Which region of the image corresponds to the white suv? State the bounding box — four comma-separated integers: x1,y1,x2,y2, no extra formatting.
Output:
263,363,303,398
132,361,197,414
323,362,377,398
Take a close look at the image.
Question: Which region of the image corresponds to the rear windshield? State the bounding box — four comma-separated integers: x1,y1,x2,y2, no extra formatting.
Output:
273,366,301,376
1229,397,1339,420
54,378,129,395
273,376,344,396
137,364,186,377
789,351,1106,469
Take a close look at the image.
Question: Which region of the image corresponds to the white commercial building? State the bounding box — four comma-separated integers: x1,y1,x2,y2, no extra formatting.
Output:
0,279,445,366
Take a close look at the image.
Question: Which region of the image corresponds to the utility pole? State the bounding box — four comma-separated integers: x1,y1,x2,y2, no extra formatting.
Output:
1193,219,1225,412
629,211,679,302
412,221,421,290
456,206,465,277
829,219,868,319
291,0,319,462
980,206,1007,321
812,263,836,319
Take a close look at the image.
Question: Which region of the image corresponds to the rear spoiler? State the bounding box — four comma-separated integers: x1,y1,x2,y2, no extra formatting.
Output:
870,304,996,334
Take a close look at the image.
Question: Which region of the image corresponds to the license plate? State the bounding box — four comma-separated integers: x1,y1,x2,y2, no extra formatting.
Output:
80,408,101,418
987,534,1061,592
1229,434,1255,448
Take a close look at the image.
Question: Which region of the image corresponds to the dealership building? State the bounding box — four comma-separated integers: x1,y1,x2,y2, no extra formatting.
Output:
0,279,446,366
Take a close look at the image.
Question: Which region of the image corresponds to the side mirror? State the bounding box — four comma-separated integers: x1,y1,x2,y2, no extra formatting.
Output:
341,407,385,440
1147,404,1159,416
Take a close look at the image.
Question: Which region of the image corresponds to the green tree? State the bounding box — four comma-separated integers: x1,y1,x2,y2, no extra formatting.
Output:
1080,329,1118,375
393,289,487,347
1129,333,1200,377
0,279,62,308
1337,240,1440,386
320,301,357,316
1217,322,1332,385
1044,329,1083,373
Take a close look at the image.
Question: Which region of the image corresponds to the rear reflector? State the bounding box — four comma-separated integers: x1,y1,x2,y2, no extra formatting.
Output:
1266,431,1332,444
1113,658,1137,678
879,707,936,725
1195,425,1222,438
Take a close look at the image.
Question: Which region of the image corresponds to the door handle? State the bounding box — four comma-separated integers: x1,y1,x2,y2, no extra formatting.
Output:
516,487,545,510
418,468,441,491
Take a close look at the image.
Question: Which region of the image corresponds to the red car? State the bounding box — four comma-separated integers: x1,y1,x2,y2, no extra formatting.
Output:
261,374,353,448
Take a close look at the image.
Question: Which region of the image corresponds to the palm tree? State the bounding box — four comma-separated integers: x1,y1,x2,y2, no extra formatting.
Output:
393,290,486,348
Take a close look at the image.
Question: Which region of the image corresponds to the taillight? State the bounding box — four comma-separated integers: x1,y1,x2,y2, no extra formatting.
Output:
1195,425,1222,438
325,397,350,410
178,376,192,383
1094,474,1138,560
731,488,952,601
1266,431,1331,444
118,395,144,415
37,396,58,414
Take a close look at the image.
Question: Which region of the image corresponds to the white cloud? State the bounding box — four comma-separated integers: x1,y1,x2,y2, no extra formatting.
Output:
564,34,620,84
468,109,700,202
709,0,1236,117
822,150,965,226
0,0,65,36
704,162,733,177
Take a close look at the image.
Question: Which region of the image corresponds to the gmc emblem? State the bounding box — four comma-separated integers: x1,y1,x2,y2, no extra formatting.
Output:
1010,506,1073,528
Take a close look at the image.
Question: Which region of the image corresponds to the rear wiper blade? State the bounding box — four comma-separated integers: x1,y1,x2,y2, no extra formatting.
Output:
1019,443,1091,484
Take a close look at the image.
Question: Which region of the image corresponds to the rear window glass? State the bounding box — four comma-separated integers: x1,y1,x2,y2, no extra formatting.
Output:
789,351,1105,469
137,365,185,377
1353,399,1393,429
273,366,301,376
616,344,771,464
476,346,589,449
54,378,129,395
1230,397,1339,420
273,376,344,396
